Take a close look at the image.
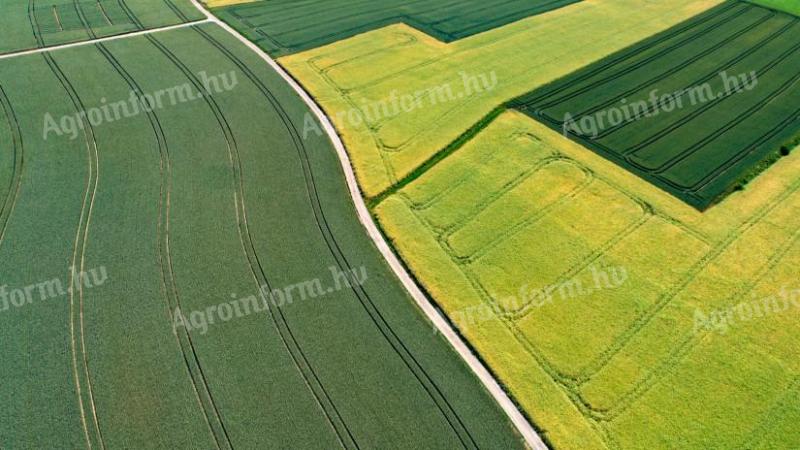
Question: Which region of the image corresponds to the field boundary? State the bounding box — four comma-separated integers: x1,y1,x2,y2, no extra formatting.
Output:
214,0,583,57
510,1,800,209
0,18,209,61
369,105,507,207
183,1,548,447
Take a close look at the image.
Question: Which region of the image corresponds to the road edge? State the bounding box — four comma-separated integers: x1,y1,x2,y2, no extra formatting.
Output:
189,2,548,448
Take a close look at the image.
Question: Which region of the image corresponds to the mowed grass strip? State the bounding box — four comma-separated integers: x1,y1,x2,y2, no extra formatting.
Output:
0,23,525,448
214,0,583,57
280,0,725,198
375,110,800,449
513,0,800,209
0,0,205,55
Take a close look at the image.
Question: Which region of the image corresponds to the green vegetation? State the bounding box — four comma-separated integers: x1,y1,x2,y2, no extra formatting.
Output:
376,111,800,449
513,1,800,209
214,0,583,57
280,0,725,198
273,0,800,446
0,23,523,448
749,0,800,15
0,0,205,55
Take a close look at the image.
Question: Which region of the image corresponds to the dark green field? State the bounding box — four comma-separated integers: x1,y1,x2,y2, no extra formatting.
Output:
0,22,523,448
214,0,582,57
0,0,204,55
513,1,800,209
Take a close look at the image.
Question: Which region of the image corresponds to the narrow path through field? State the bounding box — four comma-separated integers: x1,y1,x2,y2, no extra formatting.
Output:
189,2,547,448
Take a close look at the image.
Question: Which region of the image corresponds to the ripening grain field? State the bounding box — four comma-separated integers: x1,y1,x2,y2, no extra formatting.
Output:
751,0,800,15
280,0,724,198
0,22,523,449
276,0,800,448
375,111,800,449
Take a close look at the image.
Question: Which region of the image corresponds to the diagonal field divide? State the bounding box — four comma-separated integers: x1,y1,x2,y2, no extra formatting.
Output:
0,1,547,448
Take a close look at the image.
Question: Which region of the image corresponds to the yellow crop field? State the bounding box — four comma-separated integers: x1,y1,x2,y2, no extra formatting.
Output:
375,110,800,449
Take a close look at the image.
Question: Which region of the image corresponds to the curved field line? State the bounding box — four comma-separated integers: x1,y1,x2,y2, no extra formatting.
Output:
508,210,652,320
400,132,540,212
411,212,604,441
193,25,480,449
0,85,26,251
28,0,45,47
94,42,228,449
97,1,113,26
102,3,234,444
163,0,189,21
115,0,144,29
438,153,565,240
42,52,103,450
97,4,233,442
144,32,358,449
74,0,98,39
458,169,594,265
68,15,111,450
198,3,547,446
679,106,800,194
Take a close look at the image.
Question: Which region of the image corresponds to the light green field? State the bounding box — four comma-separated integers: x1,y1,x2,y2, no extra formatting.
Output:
280,0,724,198
0,23,523,448
376,111,800,449
750,0,800,14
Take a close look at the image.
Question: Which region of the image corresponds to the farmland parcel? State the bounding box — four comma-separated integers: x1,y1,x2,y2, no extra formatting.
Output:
514,1,800,209
376,111,800,449
0,23,523,448
279,0,725,198
274,0,800,447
